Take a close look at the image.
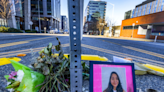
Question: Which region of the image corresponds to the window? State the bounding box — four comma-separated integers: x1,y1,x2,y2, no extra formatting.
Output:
149,2,152,14
31,0,43,15
161,0,164,11
142,4,147,15
92,3,98,4
100,3,106,5
139,6,142,16
154,0,158,13
47,0,51,15
90,6,99,7
132,9,135,18
90,8,96,10
135,8,138,17
123,26,139,30
158,0,162,12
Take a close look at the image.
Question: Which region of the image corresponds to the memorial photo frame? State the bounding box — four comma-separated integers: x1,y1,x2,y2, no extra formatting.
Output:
90,61,136,92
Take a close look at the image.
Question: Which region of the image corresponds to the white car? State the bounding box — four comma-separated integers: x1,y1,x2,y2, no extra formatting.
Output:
50,28,58,34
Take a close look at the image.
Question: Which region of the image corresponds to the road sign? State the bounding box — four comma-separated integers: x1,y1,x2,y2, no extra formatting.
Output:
68,0,83,91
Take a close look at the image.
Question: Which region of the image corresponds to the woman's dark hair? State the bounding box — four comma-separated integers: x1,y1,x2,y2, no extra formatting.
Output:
105,72,123,92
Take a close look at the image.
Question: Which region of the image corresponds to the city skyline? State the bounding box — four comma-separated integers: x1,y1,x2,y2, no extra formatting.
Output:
61,0,145,25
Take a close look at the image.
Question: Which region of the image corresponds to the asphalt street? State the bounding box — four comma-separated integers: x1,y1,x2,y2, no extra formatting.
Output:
0,34,164,67
0,34,164,91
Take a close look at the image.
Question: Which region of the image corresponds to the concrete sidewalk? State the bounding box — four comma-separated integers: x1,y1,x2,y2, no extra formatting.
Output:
83,35,164,43
1,33,164,43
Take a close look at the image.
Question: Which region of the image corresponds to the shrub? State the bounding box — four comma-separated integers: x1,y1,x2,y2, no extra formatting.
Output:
0,27,3,32
0,26,23,33
8,28,23,33
25,29,37,33
0,26,10,32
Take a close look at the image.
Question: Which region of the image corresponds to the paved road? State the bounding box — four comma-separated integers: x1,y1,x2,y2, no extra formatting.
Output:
1,34,164,91
0,34,164,67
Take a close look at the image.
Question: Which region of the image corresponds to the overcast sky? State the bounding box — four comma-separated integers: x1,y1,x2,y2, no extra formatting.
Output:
61,0,145,25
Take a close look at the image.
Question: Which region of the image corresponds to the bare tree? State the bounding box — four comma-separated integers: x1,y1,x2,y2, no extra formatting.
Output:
97,18,106,35
0,0,19,26
88,11,100,35
105,17,117,36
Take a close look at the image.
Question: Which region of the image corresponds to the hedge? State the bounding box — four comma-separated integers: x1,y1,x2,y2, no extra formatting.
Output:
0,26,23,33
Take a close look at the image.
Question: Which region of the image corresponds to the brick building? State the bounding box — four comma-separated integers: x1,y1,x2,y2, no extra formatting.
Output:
121,0,164,40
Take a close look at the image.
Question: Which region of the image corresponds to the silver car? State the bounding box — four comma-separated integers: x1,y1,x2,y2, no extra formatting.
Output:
50,28,58,34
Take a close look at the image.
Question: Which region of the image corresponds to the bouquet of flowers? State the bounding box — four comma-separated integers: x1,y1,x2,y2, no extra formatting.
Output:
4,60,45,92
4,37,89,92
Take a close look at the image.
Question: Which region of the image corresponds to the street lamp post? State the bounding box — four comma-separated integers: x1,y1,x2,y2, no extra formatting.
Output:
38,0,41,33
107,2,114,37
107,2,114,20
132,23,135,38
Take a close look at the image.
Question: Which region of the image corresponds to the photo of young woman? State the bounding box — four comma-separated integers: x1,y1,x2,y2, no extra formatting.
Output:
103,72,125,92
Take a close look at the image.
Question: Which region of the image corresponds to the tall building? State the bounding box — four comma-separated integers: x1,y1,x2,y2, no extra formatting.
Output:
31,0,61,31
0,0,25,29
121,0,164,40
84,0,107,32
0,0,61,31
86,1,106,22
61,16,68,31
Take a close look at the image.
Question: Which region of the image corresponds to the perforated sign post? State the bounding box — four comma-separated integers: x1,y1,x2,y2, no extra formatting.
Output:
68,0,83,92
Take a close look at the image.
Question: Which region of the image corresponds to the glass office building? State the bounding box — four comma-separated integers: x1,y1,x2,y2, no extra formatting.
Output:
84,1,107,32
131,0,164,18
31,0,61,30
86,1,106,22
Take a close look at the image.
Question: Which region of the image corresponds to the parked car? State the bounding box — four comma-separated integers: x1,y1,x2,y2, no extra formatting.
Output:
64,30,69,34
50,28,58,34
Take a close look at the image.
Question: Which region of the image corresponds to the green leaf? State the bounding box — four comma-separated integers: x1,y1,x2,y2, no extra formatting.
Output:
55,45,60,51
4,75,9,81
6,81,20,89
59,51,64,60
44,48,49,54
39,49,44,55
82,62,86,69
49,43,53,49
56,37,59,40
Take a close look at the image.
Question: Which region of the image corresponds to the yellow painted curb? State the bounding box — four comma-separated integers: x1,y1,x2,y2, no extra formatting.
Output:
0,57,21,66
54,54,108,61
143,64,164,73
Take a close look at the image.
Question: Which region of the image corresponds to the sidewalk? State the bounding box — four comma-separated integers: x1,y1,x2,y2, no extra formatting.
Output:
1,33,164,43
83,35,164,43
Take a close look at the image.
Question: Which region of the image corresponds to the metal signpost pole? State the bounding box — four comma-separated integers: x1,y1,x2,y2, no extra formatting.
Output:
68,0,83,92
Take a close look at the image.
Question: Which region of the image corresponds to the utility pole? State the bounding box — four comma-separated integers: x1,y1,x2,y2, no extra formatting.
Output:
38,0,41,33
107,2,114,37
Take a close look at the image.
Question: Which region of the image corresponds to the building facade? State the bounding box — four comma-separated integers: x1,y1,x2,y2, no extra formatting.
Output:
83,0,107,33
61,16,68,32
121,0,164,40
0,0,25,29
0,0,61,31
31,0,61,31
86,1,106,22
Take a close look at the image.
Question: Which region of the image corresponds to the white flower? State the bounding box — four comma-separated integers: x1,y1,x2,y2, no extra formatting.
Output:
15,70,24,82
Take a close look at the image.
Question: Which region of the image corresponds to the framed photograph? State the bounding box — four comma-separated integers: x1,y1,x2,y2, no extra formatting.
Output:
90,61,136,92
